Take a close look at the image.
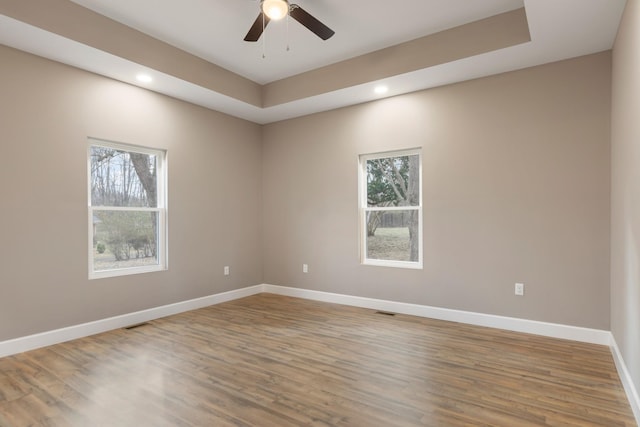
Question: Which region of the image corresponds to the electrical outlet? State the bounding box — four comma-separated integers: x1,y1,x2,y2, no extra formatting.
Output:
515,282,524,296
303,264,308,273
224,266,230,276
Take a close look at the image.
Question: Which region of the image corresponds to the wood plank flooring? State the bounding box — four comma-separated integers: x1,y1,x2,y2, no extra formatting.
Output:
0,293,636,426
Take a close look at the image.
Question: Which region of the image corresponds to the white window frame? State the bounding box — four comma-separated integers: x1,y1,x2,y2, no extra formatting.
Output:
88,138,167,279
359,148,423,269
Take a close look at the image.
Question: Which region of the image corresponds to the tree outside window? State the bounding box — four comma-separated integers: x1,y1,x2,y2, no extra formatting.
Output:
88,139,167,279
359,149,422,268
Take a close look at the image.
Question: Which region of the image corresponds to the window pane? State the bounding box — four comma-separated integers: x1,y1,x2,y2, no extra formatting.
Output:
366,210,419,262
90,146,157,208
366,154,419,208
92,210,158,272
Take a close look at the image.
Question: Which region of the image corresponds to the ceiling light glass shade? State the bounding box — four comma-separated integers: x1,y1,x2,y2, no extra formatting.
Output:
262,0,289,20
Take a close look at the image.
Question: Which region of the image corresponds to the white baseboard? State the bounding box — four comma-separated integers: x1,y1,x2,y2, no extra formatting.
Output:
610,336,640,423
0,283,610,357
0,284,263,358
262,284,611,345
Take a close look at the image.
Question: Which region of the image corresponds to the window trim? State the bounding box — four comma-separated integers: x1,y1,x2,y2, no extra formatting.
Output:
359,148,423,269
87,138,168,280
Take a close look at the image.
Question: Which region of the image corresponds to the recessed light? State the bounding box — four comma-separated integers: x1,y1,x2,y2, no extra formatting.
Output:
136,74,153,84
374,85,388,95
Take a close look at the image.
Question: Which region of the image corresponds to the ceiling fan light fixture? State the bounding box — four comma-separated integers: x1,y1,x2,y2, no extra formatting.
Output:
262,0,289,20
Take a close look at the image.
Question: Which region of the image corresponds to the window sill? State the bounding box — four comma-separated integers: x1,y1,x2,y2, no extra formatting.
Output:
362,259,423,270
89,264,167,280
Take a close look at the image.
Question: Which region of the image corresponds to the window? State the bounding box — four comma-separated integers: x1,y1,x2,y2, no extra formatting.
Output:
88,139,167,279
359,148,422,269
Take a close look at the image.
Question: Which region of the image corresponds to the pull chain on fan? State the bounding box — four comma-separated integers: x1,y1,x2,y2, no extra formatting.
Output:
261,10,266,58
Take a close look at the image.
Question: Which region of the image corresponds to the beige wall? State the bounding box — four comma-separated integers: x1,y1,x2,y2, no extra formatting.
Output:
262,52,612,329
612,0,640,398
0,45,263,341
0,42,614,342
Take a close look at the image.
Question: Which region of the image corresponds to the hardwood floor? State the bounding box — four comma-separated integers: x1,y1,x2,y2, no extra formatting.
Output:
0,293,635,426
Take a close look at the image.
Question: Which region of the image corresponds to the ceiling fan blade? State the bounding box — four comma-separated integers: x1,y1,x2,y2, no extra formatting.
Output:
244,12,270,42
289,4,335,40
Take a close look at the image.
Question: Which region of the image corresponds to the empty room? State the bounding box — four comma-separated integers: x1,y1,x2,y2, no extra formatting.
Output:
0,0,639,425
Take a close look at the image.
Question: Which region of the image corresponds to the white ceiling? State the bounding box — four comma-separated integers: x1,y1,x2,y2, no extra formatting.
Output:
0,0,628,123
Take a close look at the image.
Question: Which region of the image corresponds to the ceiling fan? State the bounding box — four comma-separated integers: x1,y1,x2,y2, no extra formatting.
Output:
244,0,335,42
